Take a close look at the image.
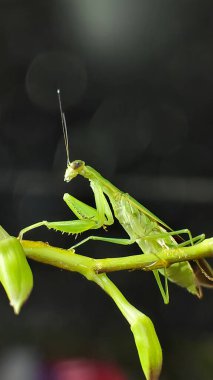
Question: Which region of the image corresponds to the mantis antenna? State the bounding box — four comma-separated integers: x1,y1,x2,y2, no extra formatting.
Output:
57,89,70,166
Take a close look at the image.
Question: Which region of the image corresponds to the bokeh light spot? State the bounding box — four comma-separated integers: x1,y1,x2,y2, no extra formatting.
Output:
26,51,87,110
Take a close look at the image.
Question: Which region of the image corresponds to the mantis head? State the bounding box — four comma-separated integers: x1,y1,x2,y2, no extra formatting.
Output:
64,160,85,182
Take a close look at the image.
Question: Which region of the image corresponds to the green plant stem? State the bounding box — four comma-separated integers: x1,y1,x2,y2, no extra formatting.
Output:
90,273,163,380
21,241,137,320
21,238,213,276
21,240,94,278
21,239,163,380
20,237,213,380
92,272,141,324
20,240,153,322
94,238,213,273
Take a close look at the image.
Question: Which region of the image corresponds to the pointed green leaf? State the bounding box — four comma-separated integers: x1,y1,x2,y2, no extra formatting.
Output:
0,226,33,314
131,313,162,380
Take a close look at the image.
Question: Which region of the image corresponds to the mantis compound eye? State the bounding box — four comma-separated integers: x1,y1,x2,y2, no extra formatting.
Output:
70,160,85,170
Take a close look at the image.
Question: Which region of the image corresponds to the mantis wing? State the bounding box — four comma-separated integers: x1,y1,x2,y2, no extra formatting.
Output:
126,194,213,288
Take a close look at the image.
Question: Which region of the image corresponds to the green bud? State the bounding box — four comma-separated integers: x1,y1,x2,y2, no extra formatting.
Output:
131,313,162,380
0,226,33,314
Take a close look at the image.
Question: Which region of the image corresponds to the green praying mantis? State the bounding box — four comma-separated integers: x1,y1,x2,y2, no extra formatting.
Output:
19,90,213,305
14,90,213,380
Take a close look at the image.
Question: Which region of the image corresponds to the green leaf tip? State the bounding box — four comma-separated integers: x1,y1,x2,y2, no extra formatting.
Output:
0,225,10,240
0,231,33,314
131,313,162,380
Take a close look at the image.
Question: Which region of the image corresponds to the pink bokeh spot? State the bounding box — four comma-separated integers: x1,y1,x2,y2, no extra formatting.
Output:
49,358,128,380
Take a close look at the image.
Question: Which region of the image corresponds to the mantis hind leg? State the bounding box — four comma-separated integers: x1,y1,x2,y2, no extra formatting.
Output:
177,233,205,247
144,230,206,252
195,259,213,282
153,269,169,304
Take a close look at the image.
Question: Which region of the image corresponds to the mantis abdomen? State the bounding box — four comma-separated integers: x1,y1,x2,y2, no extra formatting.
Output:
110,191,200,297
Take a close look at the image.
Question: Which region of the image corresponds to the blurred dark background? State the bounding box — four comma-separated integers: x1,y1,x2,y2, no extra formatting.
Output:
0,1,212,379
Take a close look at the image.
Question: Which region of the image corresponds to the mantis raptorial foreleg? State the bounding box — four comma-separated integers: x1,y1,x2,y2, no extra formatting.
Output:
18,219,97,239
90,181,114,226
63,190,113,228
19,194,106,239
19,188,114,240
